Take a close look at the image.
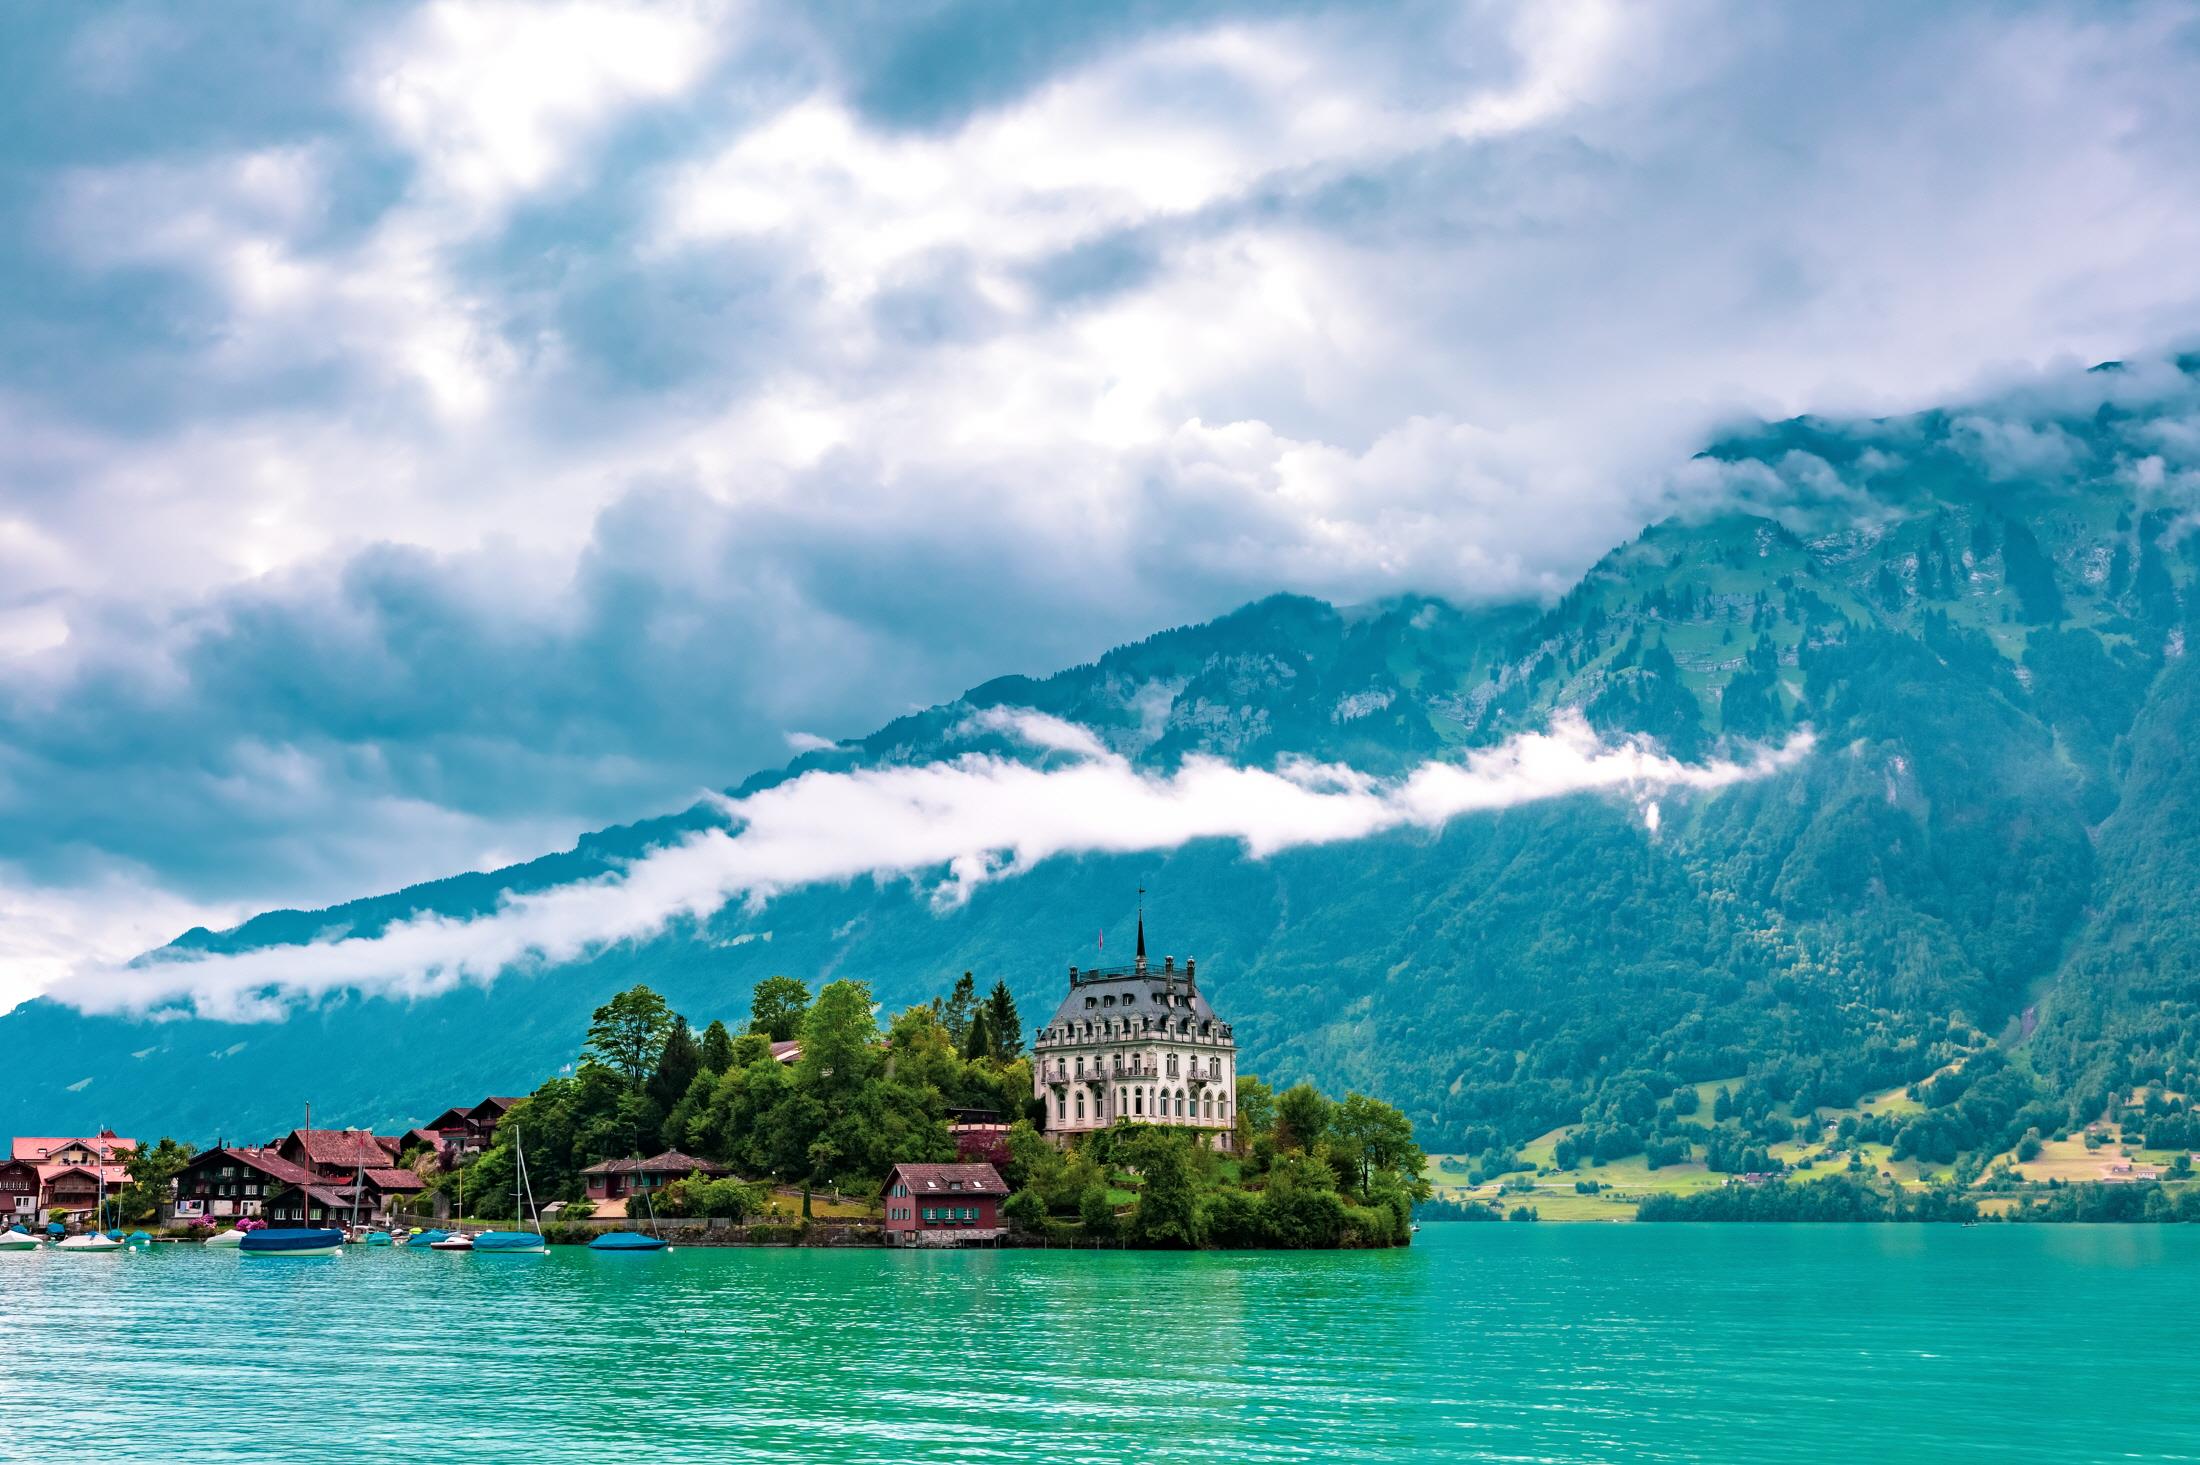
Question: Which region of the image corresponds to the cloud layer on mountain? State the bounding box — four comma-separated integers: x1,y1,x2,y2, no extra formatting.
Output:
46,711,1811,1021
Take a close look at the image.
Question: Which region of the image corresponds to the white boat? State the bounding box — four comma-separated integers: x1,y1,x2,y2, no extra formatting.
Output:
429,1233,475,1251
56,1233,123,1252
0,1229,39,1251
203,1228,247,1248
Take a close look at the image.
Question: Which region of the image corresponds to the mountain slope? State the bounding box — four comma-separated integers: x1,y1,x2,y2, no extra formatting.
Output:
7,360,2200,1151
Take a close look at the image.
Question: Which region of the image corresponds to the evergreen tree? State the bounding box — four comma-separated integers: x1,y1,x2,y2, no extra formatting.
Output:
962,1006,996,1063
698,1019,736,1076
648,1015,703,1123
941,972,978,1048
985,980,1023,1059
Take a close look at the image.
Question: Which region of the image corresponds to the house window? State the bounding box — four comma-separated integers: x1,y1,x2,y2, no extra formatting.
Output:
1134,1090,1144,1116
1075,1093,1085,1121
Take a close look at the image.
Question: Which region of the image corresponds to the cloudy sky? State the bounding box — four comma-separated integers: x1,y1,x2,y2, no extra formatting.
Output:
3,0,2199,1012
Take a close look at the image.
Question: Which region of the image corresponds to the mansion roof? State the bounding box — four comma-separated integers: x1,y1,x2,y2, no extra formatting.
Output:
1041,961,1229,1039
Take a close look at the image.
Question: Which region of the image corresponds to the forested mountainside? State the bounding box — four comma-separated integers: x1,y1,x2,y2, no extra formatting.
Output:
8,360,2200,1170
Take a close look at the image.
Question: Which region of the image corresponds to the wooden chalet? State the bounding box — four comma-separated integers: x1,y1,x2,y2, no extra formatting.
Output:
169,1146,313,1223
580,1150,725,1206
882,1162,1008,1247
274,1128,402,1178
420,1095,527,1157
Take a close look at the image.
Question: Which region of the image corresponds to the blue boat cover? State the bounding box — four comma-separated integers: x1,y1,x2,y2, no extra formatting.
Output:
45,1223,63,1235
6,1225,27,1234
240,1227,344,1252
404,1229,450,1247
474,1231,546,1250
587,1231,668,1250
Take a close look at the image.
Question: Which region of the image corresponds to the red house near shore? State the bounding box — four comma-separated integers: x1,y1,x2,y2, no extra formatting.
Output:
881,1162,1007,1246
580,1151,725,1211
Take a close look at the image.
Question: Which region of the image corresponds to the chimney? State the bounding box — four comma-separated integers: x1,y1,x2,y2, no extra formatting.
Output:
1164,955,1174,973
1186,957,1196,984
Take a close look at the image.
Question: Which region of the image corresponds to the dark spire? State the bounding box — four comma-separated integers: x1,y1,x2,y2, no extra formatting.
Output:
1135,885,1147,971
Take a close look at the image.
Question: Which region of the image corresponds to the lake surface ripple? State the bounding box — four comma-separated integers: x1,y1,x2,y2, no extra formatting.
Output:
3,1224,2194,1463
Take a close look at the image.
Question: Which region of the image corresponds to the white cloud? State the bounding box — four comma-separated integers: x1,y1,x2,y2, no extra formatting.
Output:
0,870,243,1017
45,710,1811,1021
367,0,731,213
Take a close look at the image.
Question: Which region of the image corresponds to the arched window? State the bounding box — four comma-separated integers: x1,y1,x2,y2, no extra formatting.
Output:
1203,1094,1214,1119
1075,1093,1085,1121
1134,1090,1144,1116
1057,1093,1066,1120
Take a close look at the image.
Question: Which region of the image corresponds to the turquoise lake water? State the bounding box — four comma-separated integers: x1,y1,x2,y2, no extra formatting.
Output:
3,1224,2197,1463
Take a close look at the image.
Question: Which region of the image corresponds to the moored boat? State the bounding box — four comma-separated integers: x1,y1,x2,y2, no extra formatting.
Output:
403,1229,449,1248
587,1231,668,1252
473,1230,545,1253
475,1132,548,1253
428,1233,475,1250
56,1232,123,1252
203,1228,246,1248
240,1227,344,1257
361,1229,393,1246
0,1226,39,1251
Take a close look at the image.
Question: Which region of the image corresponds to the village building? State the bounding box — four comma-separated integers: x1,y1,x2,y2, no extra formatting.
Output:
7,1132,136,1224
169,1146,312,1223
882,1162,1007,1246
420,1096,526,1158
274,1127,401,1180
1030,917,1237,1150
0,1159,40,1221
580,1150,726,1212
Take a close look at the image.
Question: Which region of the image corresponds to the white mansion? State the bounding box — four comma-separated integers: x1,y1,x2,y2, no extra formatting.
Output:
1032,917,1237,1150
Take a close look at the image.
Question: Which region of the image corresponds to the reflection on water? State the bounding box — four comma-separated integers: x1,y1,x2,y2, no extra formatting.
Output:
1,1225,2195,1463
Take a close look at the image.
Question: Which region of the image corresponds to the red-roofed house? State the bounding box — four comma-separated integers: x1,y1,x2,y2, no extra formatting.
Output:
169,1147,313,1223
275,1128,402,1179
8,1131,136,1223
580,1151,725,1208
882,1162,1007,1246
420,1095,528,1156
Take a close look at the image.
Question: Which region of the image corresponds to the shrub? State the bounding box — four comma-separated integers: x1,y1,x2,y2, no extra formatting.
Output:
656,1174,769,1220
1197,1189,1267,1247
